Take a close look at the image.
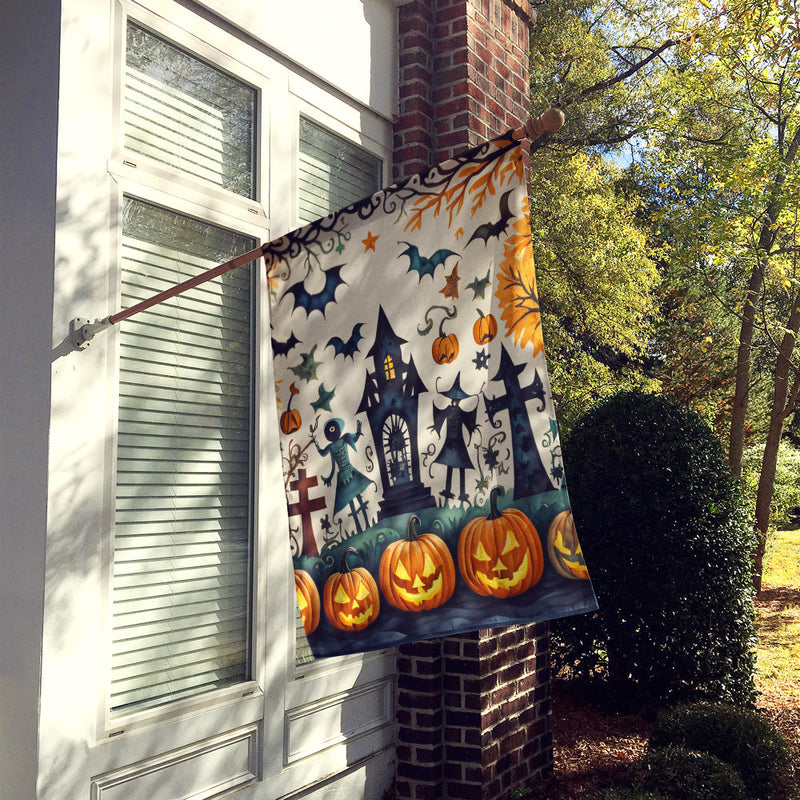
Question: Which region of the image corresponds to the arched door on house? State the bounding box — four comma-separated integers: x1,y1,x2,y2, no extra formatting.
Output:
382,412,413,486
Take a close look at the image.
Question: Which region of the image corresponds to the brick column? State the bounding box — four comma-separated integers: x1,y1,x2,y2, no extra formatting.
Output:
393,5,552,796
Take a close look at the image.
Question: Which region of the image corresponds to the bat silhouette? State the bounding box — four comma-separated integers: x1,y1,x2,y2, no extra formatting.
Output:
326,322,365,360
271,331,301,357
285,264,346,317
399,241,459,281
466,190,514,246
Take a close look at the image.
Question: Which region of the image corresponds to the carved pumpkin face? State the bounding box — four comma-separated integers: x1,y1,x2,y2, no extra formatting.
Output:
547,510,590,580
379,515,456,611
281,408,302,434
432,332,459,364
295,569,321,635
472,310,498,345
323,549,380,631
458,486,543,598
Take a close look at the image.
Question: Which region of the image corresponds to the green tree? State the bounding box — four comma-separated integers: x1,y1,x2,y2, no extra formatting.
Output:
554,392,757,708
527,0,672,428
635,0,800,589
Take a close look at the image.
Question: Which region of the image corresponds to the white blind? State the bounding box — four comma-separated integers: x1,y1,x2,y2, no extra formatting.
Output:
298,116,382,224
124,23,256,199
111,198,255,715
294,119,382,664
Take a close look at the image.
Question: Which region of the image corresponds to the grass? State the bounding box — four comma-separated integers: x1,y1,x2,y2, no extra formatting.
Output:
538,526,800,800
756,528,800,700
764,528,800,588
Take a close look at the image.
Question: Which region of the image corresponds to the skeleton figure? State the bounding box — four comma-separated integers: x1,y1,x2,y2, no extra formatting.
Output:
314,417,373,533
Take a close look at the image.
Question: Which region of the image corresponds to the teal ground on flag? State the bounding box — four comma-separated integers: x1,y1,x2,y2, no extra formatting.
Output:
267,132,597,657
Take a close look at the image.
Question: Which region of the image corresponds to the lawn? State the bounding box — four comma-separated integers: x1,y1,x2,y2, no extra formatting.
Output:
540,526,800,800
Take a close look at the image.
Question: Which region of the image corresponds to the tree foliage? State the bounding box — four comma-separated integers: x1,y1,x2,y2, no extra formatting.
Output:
528,0,667,430
629,0,800,588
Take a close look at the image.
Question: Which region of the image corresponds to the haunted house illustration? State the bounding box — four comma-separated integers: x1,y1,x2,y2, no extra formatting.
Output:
357,306,436,520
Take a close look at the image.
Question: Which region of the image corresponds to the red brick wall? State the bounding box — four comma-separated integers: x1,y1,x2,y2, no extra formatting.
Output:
392,5,551,798
394,0,535,181
395,627,553,800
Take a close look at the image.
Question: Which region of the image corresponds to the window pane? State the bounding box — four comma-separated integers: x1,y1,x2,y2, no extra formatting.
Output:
298,117,382,224
295,120,382,664
125,23,257,198
111,197,255,715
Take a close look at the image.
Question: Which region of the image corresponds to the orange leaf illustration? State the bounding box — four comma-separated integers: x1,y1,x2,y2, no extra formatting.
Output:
494,196,544,355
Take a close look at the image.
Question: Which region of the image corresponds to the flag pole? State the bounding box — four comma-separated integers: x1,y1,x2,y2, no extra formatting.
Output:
70,109,564,350
70,242,269,349
512,107,565,141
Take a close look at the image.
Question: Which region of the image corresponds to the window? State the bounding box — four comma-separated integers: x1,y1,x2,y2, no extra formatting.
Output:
383,354,395,380
110,22,259,717
124,23,257,198
298,116,382,224
294,117,383,664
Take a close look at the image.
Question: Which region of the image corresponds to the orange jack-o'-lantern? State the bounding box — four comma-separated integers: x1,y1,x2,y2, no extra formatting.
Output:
323,548,380,631
432,314,459,364
294,569,321,635
280,382,302,434
457,486,543,598
379,515,456,612
547,510,590,580
472,309,498,345
432,332,459,364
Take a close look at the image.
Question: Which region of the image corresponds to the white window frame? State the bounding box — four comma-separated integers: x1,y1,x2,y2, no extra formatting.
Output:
86,0,396,792
101,0,274,740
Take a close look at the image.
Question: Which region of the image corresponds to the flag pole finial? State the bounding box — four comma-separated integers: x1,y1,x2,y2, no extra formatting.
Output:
513,108,565,141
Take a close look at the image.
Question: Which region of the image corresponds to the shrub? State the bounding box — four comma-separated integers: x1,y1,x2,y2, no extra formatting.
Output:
741,439,800,527
552,391,757,707
632,746,748,800
649,701,790,799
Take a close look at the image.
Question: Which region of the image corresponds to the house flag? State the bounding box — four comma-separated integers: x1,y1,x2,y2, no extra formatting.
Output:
266,131,597,657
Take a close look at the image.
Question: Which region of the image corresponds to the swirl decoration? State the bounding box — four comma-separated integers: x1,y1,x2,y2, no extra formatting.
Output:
288,525,300,557
364,444,375,474
263,133,518,283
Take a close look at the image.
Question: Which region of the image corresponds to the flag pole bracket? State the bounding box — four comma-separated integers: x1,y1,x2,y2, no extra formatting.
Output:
70,317,112,350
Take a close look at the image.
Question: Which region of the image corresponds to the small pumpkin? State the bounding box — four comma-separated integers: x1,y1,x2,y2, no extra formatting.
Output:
432,332,459,363
295,569,321,635
280,382,302,434
323,548,380,631
472,309,498,345
458,486,543,598
379,515,456,612
433,315,461,366
547,510,590,580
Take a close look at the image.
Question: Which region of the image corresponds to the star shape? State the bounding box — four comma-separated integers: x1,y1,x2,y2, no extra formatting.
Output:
466,269,492,299
473,349,490,370
362,231,379,252
290,344,321,383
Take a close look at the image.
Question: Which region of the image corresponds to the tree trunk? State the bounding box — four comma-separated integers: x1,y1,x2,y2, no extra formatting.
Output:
728,128,800,478
728,265,765,478
753,300,800,593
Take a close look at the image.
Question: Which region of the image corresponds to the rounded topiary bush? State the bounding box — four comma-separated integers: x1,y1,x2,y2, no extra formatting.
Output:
632,746,748,800
649,701,790,798
552,391,757,707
